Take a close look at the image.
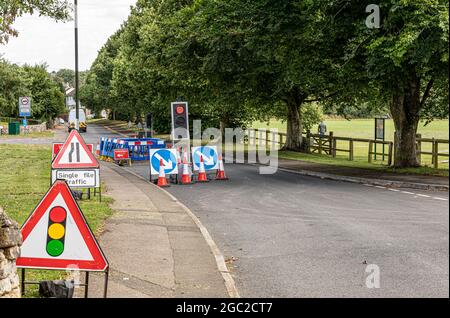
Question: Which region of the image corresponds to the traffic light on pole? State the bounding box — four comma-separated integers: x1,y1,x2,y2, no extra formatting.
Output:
46,206,67,257
171,102,189,140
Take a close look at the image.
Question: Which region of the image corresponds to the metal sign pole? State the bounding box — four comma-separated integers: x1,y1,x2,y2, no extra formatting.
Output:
103,268,110,298
84,272,89,298
74,0,80,131
21,268,26,296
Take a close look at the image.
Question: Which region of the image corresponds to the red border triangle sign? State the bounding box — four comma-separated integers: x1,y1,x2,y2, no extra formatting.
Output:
52,129,99,169
16,180,108,271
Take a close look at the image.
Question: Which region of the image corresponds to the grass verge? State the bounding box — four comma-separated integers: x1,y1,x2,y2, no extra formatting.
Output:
0,131,54,139
0,144,114,297
278,150,449,177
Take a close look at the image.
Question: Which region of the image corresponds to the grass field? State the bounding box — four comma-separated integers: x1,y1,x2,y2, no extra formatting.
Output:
252,118,449,173
0,144,114,297
253,118,449,140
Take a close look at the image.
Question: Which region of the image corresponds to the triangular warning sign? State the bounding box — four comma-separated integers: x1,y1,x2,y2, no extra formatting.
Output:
16,180,108,271
52,130,99,169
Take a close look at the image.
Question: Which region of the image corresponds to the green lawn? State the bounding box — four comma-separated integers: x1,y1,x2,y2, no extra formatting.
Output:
0,144,114,297
252,118,449,172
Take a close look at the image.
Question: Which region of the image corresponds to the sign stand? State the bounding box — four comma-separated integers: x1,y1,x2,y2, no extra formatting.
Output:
20,267,109,298
374,117,386,161
17,180,109,297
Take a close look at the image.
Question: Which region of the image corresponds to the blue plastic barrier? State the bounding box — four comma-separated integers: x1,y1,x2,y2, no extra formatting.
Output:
99,137,166,161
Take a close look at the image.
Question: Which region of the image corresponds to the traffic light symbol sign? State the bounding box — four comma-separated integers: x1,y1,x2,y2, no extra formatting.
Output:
46,206,67,257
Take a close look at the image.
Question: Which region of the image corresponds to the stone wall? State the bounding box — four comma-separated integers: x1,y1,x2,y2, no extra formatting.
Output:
0,207,22,298
0,122,47,135
20,122,47,134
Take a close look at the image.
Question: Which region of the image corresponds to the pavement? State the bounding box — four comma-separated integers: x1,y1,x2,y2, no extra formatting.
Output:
80,162,231,298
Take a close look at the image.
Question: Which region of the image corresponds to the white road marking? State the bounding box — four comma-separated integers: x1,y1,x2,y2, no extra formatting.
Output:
362,181,448,202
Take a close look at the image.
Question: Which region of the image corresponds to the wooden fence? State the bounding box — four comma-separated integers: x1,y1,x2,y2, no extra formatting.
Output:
307,132,393,165
416,134,449,169
244,129,449,168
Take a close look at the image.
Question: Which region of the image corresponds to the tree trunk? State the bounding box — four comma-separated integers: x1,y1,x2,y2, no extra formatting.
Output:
220,115,229,140
282,93,307,152
390,72,422,168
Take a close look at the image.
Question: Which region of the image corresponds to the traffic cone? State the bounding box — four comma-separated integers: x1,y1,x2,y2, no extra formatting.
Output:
197,155,209,182
95,144,100,157
181,151,192,185
215,154,228,180
157,159,170,187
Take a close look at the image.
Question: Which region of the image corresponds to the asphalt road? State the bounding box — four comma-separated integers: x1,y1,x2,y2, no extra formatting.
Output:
86,124,449,298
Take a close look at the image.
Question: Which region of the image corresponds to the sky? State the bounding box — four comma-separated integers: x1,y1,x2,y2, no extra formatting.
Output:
0,0,136,72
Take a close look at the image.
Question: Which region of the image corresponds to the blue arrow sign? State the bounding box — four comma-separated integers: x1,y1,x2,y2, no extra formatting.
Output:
150,149,178,175
192,146,219,171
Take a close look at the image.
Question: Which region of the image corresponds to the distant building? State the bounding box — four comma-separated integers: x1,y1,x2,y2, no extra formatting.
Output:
65,87,91,116
65,87,76,110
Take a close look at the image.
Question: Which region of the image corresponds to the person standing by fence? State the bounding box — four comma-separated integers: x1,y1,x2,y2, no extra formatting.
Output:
318,121,327,136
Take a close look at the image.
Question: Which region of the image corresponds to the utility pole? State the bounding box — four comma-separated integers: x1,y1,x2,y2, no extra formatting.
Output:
74,0,80,130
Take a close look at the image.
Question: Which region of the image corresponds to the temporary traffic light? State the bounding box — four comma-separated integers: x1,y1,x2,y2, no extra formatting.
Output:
46,206,67,257
145,113,153,129
171,102,189,140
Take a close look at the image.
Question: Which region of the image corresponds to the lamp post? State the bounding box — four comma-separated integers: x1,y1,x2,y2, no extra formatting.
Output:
74,0,80,130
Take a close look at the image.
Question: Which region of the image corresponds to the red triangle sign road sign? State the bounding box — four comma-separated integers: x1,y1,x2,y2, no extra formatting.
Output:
16,180,108,271
52,130,99,169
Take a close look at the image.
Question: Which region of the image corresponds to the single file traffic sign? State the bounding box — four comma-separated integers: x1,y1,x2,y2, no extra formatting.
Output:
16,180,108,271
150,149,179,175
192,146,219,171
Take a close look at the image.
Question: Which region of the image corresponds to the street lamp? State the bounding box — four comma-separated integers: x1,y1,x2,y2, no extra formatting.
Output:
74,0,80,130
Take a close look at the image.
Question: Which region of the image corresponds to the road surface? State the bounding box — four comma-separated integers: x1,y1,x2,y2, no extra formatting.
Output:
85,124,449,298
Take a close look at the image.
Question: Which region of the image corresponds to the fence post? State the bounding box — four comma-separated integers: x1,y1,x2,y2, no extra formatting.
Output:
318,134,323,154
328,131,333,155
416,134,422,165
349,139,354,161
434,140,439,169
388,142,393,166
266,129,270,149
431,138,435,166
368,141,373,163
306,130,311,153
332,138,337,158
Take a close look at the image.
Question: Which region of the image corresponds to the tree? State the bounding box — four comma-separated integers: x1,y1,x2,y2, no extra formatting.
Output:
80,28,123,117
0,59,29,117
23,64,65,125
320,0,448,167
53,68,74,87
0,60,65,122
174,0,343,151
0,0,70,44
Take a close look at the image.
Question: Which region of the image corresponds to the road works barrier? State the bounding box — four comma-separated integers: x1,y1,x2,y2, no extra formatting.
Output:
99,137,166,162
